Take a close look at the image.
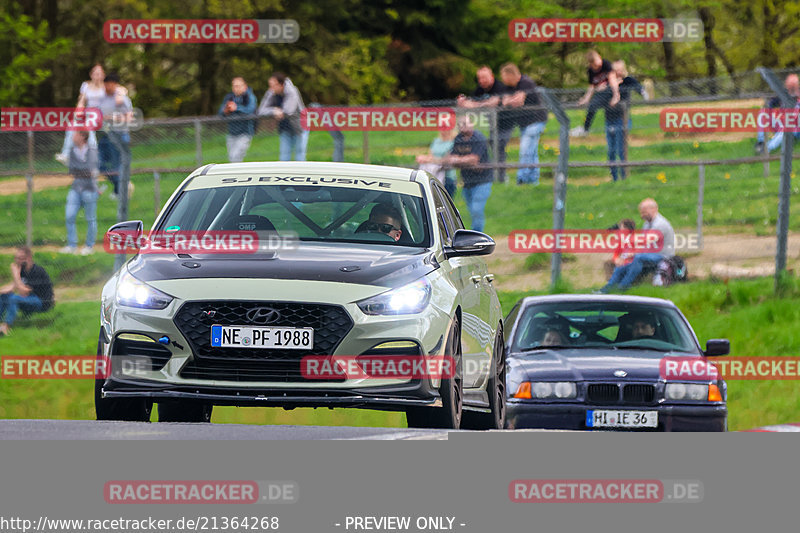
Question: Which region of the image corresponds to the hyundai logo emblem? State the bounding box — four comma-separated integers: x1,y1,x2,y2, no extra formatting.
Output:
246,307,281,325
614,370,628,378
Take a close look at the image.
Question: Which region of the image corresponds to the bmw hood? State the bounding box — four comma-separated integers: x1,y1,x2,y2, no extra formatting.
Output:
507,349,707,382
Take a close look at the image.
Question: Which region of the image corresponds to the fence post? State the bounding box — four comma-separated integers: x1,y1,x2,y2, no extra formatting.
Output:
362,131,369,164
758,67,795,289
26,131,34,248
696,164,705,250
538,88,570,288
489,107,501,182
194,119,203,166
154,171,161,217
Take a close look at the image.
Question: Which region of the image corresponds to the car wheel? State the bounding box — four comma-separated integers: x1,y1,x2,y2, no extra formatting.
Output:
406,318,463,429
158,401,213,423
462,326,506,430
94,330,152,422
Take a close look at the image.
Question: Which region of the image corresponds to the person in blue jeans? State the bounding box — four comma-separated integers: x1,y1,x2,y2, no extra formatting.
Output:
61,131,99,255
601,198,675,292
755,74,799,154
218,77,257,162
0,247,54,336
604,61,646,181
258,72,310,161
443,115,493,232
500,63,548,185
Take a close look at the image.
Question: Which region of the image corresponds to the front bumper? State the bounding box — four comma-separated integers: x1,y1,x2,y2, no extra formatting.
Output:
101,376,442,411
506,401,727,432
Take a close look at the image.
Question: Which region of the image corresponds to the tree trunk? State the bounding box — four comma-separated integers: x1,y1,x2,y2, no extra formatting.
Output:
698,7,717,95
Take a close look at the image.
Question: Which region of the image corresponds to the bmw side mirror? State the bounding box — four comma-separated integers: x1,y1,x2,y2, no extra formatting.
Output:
444,229,495,258
704,339,730,357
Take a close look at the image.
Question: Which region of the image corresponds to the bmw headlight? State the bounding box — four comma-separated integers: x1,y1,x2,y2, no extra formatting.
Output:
357,278,432,315
116,270,173,310
665,383,708,401
529,381,577,399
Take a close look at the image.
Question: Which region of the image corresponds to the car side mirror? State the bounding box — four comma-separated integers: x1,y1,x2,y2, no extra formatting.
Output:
105,220,143,251
443,229,495,258
704,339,730,357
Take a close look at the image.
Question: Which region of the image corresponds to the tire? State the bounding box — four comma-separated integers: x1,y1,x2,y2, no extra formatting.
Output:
406,318,463,429
95,329,152,422
158,401,213,423
462,327,506,430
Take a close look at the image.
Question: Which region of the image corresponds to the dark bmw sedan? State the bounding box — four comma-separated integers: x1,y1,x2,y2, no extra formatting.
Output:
504,295,728,432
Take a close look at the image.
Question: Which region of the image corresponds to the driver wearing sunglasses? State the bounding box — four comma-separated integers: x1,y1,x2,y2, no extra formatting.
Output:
359,203,403,241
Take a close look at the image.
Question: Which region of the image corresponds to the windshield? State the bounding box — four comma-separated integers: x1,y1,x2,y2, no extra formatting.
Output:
158,181,431,248
512,301,699,354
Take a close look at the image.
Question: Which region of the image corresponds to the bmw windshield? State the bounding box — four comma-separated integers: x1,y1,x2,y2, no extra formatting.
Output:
512,302,700,354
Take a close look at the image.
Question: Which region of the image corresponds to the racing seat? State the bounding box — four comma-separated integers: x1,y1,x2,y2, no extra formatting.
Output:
222,214,276,232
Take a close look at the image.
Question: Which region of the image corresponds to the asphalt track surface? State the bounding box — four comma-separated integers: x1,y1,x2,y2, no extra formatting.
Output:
0,420,482,440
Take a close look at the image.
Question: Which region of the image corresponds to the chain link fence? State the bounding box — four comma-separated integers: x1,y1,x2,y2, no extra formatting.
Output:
0,67,798,324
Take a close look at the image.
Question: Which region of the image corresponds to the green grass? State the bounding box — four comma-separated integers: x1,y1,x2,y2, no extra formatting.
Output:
2,277,800,430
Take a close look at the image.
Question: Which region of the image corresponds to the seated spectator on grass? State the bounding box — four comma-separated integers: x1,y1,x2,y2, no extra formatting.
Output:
600,199,674,293
443,115,493,232
0,247,54,337
604,218,636,279
416,124,459,198
218,76,257,163
61,130,100,256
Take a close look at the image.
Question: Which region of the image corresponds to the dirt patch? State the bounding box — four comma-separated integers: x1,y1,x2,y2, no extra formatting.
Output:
487,232,800,292
0,175,72,196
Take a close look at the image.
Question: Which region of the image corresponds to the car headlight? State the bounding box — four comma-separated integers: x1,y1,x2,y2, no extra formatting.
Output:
116,270,173,309
515,381,577,399
665,383,708,401
357,277,431,315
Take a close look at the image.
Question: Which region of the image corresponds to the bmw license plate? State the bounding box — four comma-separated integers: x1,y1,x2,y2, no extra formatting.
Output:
586,410,658,428
211,325,313,349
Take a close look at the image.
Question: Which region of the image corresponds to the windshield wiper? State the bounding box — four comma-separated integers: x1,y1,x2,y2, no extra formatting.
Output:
611,345,672,352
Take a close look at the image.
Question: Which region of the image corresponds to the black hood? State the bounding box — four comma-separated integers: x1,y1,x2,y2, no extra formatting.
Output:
507,348,705,382
127,243,438,289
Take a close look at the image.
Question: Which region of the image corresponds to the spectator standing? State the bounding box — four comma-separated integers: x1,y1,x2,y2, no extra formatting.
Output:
572,50,619,137
0,247,54,337
605,60,647,181
258,73,309,161
60,131,99,255
308,103,345,162
56,64,127,167
600,198,674,292
500,63,548,185
87,73,133,200
457,66,512,181
443,115,493,232
416,125,459,198
218,77,257,163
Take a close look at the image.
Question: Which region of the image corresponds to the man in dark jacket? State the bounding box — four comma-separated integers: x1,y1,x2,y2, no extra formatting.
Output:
500,63,548,185
0,247,54,336
219,77,257,162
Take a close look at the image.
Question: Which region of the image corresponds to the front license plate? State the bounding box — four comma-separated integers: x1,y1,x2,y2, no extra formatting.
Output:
210,325,313,349
586,410,658,428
